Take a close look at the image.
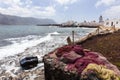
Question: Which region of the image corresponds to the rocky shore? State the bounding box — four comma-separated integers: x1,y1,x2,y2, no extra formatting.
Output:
0,36,66,80
1,26,120,80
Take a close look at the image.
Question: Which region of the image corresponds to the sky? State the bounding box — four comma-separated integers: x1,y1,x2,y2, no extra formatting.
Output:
0,0,120,23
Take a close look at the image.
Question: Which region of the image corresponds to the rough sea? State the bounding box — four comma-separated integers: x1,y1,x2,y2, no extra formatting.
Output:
0,25,98,79
0,25,96,59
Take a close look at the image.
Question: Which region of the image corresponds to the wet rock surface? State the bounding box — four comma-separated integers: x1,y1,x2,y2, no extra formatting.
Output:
0,48,45,80
0,37,66,80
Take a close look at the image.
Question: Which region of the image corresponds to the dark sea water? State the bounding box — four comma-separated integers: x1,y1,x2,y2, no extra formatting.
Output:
0,25,96,59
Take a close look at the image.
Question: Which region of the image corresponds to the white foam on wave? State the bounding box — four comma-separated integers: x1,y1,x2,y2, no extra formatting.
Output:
49,31,60,35
0,33,54,59
5,35,42,44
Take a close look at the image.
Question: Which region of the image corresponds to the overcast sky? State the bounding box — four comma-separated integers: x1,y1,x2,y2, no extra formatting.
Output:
0,0,120,22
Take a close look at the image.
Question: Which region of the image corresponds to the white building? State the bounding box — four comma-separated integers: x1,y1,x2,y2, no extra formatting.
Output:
104,19,120,28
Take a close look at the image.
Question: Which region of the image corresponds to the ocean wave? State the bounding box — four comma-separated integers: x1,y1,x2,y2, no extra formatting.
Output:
5,35,42,44
49,31,60,35
0,34,53,59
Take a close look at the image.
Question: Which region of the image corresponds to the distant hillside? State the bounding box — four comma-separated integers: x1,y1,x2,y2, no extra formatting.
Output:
0,13,56,25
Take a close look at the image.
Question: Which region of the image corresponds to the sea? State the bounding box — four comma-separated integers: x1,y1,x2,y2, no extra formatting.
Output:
0,25,96,60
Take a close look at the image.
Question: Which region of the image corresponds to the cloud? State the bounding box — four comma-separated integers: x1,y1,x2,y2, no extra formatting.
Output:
95,0,116,7
55,0,79,11
103,5,120,18
0,6,56,18
96,0,120,18
64,6,69,10
0,0,56,18
0,0,22,6
55,0,78,5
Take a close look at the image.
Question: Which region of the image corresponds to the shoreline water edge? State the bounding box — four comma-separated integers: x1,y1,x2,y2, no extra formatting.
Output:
0,25,97,79
1,25,116,80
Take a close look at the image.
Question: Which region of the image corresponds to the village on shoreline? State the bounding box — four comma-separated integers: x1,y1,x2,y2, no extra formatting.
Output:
38,15,120,29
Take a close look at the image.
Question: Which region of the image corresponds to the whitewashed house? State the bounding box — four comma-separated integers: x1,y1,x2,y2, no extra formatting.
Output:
104,19,120,27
